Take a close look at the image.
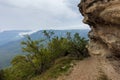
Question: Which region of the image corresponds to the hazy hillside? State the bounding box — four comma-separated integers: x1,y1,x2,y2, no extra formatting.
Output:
0,29,89,69
0,30,30,46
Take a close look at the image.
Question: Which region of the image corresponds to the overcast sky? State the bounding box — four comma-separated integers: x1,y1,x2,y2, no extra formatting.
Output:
0,0,89,30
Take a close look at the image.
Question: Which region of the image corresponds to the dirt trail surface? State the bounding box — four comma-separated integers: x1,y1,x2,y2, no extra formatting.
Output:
57,57,120,80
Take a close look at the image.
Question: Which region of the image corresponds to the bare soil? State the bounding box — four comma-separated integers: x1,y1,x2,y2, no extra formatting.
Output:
57,57,120,80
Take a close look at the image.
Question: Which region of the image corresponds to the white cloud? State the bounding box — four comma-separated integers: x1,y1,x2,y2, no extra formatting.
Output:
18,29,39,37
0,0,89,30
2,0,78,18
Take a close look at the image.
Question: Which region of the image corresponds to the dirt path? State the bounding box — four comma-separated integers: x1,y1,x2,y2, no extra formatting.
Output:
57,57,120,80
100,58,120,80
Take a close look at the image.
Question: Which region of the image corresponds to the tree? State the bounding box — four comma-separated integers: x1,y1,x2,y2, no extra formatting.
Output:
66,32,72,41
48,36,70,60
43,30,54,41
21,35,50,74
69,33,89,59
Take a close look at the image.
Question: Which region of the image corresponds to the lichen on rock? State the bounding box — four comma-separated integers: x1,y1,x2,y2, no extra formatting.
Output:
78,0,120,57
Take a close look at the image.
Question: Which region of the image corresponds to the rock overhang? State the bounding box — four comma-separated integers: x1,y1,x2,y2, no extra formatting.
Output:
78,0,120,57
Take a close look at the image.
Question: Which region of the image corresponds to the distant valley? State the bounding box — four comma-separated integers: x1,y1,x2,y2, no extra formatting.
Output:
0,30,30,46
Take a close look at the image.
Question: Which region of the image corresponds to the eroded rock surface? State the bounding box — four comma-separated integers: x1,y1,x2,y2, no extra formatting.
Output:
78,0,120,76
78,0,120,57
57,1,120,80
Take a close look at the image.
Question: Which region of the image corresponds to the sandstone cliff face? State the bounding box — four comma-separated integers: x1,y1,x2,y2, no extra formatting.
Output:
57,1,120,80
78,0,120,57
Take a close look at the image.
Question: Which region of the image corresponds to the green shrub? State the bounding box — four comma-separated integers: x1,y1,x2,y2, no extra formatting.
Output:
4,55,35,80
0,70,5,80
67,33,89,59
2,31,89,80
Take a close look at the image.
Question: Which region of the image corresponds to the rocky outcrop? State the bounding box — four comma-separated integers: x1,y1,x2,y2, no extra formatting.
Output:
78,0,120,58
